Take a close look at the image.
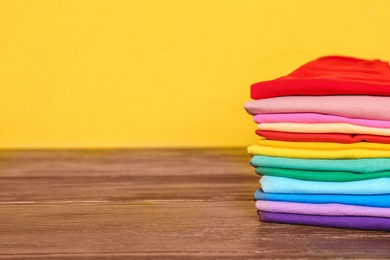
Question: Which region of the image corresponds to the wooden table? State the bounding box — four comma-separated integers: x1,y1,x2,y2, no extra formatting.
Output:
0,148,389,259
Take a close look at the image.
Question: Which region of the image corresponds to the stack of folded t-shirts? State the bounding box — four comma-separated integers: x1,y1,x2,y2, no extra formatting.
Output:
244,55,390,231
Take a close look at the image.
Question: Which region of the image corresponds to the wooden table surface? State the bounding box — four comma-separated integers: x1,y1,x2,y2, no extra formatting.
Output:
0,148,389,259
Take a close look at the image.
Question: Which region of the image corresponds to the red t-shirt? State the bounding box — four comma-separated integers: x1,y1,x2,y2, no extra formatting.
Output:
255,130,390,144
251,56,390,99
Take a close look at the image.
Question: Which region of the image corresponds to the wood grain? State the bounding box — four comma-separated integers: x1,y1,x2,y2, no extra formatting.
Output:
0,148,389,259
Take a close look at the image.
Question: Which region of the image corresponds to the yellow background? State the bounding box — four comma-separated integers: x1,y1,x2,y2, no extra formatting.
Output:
1,0,390,148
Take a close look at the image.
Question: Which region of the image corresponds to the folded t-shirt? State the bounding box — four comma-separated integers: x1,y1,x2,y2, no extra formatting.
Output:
257,122,390,136
255,200,390,217
256,139,390,150
244,95,390,121
255,130,390,144
257,211,390,231
247,145,390,159
251,56,390,100
250,155,390,173
253,113,390,129
254,189,390,208
255,167,390,182
260,176,390,195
